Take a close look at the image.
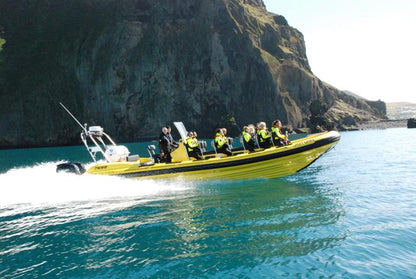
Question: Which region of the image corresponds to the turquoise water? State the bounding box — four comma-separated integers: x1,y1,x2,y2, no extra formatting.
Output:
0,128,415,278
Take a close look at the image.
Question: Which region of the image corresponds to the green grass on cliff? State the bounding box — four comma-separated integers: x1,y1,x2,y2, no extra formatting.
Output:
243,4,275,25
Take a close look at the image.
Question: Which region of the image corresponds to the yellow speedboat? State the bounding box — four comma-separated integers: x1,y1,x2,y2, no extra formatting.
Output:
56,112,340,180
87,130,339,180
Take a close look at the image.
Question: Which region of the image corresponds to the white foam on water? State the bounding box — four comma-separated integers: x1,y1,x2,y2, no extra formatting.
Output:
0,161,197,210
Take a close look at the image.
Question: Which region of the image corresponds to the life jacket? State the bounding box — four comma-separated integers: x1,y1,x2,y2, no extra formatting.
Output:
189,137,199,148
272,127,285,140
185,136,199,151
242,131,251,143
185,136,194,151
257,129,271,143
214,133,227,149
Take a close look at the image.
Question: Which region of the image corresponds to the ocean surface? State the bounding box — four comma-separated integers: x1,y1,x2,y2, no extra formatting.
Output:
0,128,415,278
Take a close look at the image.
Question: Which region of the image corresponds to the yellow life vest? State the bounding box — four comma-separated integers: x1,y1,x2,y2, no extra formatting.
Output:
242,131,251,142
257,129,271,142
185,136,197,151
272,127,285,140
214,133,227,148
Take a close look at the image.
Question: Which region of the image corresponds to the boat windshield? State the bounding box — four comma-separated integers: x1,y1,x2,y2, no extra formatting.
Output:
173,122,187,141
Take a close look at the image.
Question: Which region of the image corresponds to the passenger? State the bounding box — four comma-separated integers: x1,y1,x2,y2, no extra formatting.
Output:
248,124,256,134
185,132,202,160
214,128,233,156
166,125,179,150
247,124,258,148
271,120,289,147
222,127,234,148
159,127,172,163
242,126,255,152
192,131,203,156
256,122,272,149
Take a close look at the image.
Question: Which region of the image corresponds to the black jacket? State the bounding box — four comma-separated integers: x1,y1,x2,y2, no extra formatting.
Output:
159,133,171,153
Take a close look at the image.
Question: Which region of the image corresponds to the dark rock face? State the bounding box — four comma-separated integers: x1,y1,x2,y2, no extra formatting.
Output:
0,0,386,147
408,118,416,128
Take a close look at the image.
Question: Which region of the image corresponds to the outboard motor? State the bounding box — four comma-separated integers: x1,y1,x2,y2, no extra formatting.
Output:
56,162,86,175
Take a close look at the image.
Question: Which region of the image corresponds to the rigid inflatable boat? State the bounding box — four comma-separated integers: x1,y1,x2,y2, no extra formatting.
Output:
57,109,340,180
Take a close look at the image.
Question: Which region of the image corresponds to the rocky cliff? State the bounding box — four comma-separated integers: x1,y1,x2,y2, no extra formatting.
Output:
0,0,385,147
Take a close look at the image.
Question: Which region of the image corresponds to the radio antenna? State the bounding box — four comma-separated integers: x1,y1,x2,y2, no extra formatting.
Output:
59,102,87,132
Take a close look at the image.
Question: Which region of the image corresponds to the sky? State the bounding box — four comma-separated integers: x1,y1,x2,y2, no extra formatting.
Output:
262,0,416,103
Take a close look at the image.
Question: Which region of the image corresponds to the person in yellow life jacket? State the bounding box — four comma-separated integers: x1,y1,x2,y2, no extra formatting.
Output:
222,127,235,149
242,126,255,152
271,120,289,147
191,131,203,157
185,132,202,160
214,128,232,156
256,122,272,149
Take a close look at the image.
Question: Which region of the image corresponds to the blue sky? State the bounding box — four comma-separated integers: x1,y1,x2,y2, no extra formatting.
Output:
262,0,416,103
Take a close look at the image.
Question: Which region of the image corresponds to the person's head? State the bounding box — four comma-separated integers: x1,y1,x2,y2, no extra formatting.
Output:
192,131,197,137
187,132,193,137
222,128,227,135
166,126,172,133
258,122,266,130
162,127,168,134
216,128,223,134
272,120,282,128
243,126,249,132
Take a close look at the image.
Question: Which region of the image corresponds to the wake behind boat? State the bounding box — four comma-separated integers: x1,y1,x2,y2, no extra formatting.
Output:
57,104,340,180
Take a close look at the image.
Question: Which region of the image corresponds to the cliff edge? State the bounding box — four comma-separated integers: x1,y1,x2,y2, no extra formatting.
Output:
0,0,385,147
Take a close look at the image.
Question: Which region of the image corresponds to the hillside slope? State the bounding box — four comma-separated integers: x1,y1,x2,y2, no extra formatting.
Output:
0,0,385,147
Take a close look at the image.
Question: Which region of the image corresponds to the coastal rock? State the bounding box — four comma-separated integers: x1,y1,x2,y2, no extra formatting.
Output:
407,118,416,128
0,0,386,147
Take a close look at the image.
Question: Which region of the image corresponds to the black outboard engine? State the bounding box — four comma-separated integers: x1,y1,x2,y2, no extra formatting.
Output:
56,162,86,175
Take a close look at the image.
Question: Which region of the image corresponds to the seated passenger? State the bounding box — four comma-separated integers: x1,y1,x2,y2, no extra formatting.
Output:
185,132,202,160
191,131,203,156
222,128,234,148
256,122,272,149
214,128,233,156
271,120,290,147
242,126,255,152
248,124,259,148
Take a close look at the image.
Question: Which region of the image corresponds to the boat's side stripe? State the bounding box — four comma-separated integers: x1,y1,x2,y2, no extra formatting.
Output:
118,134,340,178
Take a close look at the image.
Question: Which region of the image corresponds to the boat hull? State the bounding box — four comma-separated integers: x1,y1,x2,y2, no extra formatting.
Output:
86,131,340,180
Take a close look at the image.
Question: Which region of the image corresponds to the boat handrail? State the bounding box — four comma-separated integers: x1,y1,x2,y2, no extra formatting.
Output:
88,146,101,153
211,140,218,154
240,135,246,151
